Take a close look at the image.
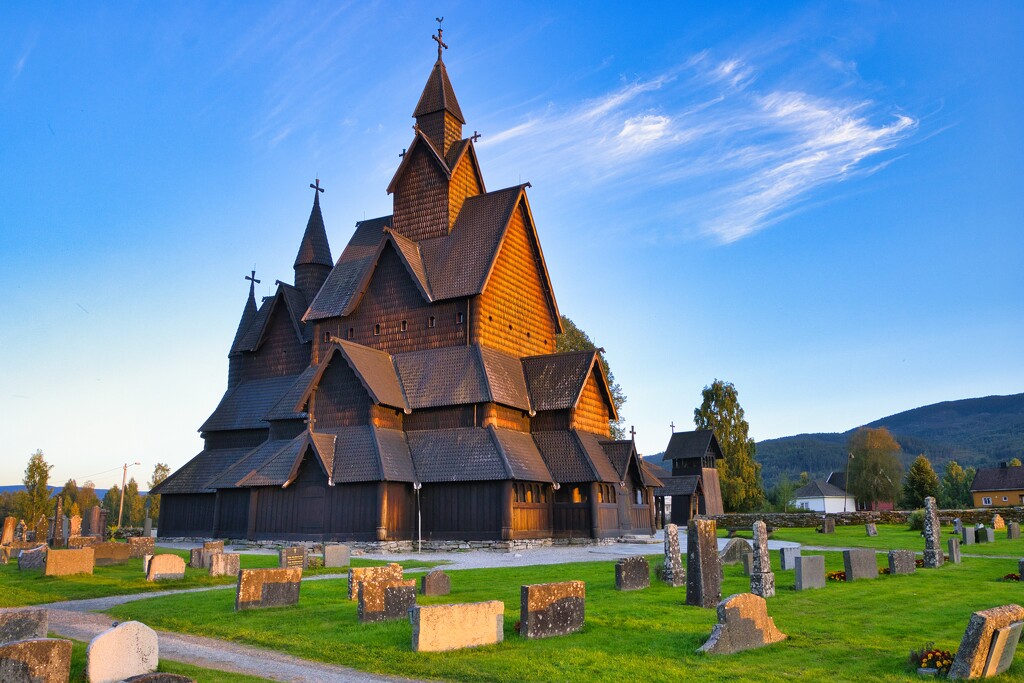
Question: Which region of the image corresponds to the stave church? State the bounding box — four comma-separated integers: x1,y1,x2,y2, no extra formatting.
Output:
153,25,673,543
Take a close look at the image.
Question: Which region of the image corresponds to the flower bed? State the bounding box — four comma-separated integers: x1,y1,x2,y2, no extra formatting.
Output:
910,642,955,676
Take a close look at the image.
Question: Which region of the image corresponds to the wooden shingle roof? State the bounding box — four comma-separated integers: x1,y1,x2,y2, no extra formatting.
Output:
206,439,293,490
150,446,252,495
413,58,465,122
533,431,607,483
655,475,702,497
229,284,258,355
293,190,333,268
304,216,390,322
300,342,409,413
200,374,300,433
406,428,508,482
662,429,723,462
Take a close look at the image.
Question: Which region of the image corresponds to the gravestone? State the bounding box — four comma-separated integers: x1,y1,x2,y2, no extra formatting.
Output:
0,638,72,683
324,544,350,568
1019,559,1024,578
143,555,153,575
947,603,1024,679
697,593,787,655
348,564,403,601
34,517,48,547
67,536,97,549
795,555,826,590
519,581,585,639
0,547,8,565
780,546,801,571
948,537,962,564
44,548,94,577
203,540,224,555
865,523,878,537
188,548,207,569
15,520,25,542
279,546,307,570
97,509,108,538
887,549,916,575
749,521,775,598
614,556,650,591
209,552,240,578
86,620,158,683
146,554,185,581
93,542,131,566
1008,522,1021,540
686,518,722,608
128,537,154,559
981,528,996,544
719,538,753,565
50,498,64,549
17,545,47,571
69,515,81,538
0,609,47,645
358,579,417,623
962,527,976,545
820,517,835,534
982,621,1024,678
954,518,963,536
86,507,101,538
923,496,944,568
410,601,504,652
421,569,451,596
660,523,685,587
992,514,1006,531
741,553,754,577
235,568,302,611
843,548,877,581
143,517,152,538
1,517,15,546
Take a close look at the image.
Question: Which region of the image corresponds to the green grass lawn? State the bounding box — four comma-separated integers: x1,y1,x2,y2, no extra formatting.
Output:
107,551,1024,683
0,548,443,608
65,638,276,682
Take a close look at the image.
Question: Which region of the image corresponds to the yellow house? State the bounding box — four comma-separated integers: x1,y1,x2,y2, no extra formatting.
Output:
970,465,1024,507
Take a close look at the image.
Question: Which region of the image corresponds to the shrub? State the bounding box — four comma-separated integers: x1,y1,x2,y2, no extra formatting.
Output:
307,556,324,570
907,509,925,531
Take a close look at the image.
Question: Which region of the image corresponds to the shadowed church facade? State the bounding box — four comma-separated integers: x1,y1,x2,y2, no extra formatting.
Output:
153,25,664,543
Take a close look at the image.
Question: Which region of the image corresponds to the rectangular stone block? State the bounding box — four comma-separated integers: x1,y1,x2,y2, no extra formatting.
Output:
93,542,131,566
202,540,224,554
209,552,240,578
686,518,722,609
983,621,1023,677
888,549,916,575
948,604,1024,679
779,547,800,571
614,556,650,591
323,544,350,568
146,554,185,581
519,581,585,639
358,579,416,623
820,518,835,534
67,536,97,549
411,601,504,652
947,537,961,564
962,527,975,545
421,569,451,596
17,545,47,571
984,528,996,543
235,568,302,611
188,548,206,569
44,548,94,577
1008,522,1021,540
348,563,403,601
0,637,72,683
795,555,825,590
279,546,307,570
127,537,154,559
843,548,877,581
0,609,48,646
865,523,878,537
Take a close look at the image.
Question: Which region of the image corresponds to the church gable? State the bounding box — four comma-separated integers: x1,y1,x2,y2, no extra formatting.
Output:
571,370,613,437
391,141,452,241
307,351,375,430
447,140,485,224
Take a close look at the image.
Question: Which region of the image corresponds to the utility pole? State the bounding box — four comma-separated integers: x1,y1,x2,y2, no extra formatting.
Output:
118,462,142,528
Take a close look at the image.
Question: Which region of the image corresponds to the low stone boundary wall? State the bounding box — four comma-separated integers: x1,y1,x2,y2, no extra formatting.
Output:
711,507,1024,529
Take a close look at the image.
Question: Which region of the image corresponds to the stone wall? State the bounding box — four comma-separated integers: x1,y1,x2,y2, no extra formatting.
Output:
711,507,1024,529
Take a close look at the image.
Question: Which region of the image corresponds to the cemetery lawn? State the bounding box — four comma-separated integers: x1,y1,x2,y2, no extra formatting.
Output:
735,523,952,551
65,637,276,682
0,550,443,608
108,552,1024,683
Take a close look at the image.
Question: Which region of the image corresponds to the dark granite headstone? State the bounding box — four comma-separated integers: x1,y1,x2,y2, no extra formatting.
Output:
948,604,1024,679
93,542,130,566
865,522,878,537
97,510,108,539
843,548,877,581
519,581,585,639
820,517,835,534
795,555,825,590
947,537,961,564
279,546,307,570
0,638,72,683
660,523,685,587
749,521,775,598
0,610,48,646
887,549,916,575
1008,522,1021,540
614,556,650,591
779,546,800,571
922,497,944,568
697,593,787,655
358,579,417,623
188,548,205,569
235,568,302,611
421,569,451,596
686,518,722,608
719,538,753,566
16,545,46,571
85,507,101,538
982,528,996,544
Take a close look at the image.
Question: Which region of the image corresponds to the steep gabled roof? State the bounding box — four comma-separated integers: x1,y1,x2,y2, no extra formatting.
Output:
299,342,408,413
492,427,552,482
601,439,661,488
533,431,600,483
390,344,531,411
235,431,335,488
406,428,508,482
264,364,318,421
662,429,723,462
793,480,850,499
150,446,253,495
655,475,702,497
386,130,451,195
413,58,465,122
206,439,293,490
200,374,300,433
294,190,333,268
304,216,390,322
236,283,310,352
229,282,259,355
521,349,618,420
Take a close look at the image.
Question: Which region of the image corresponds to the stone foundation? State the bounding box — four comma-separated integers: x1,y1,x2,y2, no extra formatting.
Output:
156,536,619,553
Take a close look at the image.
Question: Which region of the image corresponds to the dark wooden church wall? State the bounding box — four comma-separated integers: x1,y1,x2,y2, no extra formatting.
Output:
158,493,215,537
203,430,267,450
511,481,552,539
252,456,328,540
552,484,592,538
214,489,250,537
325,483,378,541
392,146,451,241
472,201,557,357
310,356,373,429
383,482,414,540
236,303,310,383
419,482,502,540
404,405,476,431
530,410,570,432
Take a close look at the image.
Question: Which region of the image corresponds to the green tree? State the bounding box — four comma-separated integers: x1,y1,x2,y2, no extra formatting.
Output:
694,379,764,511
902,454,940,508
847,428,903,509
555,315,627,439
57,478,79,518
19,450,53,525
102,485,121,523
768,474,796,512
939,460,975,509
1009,458,1022,467
147,463,170,522
0,491,18,519
121,478,145,526
77,481,100,512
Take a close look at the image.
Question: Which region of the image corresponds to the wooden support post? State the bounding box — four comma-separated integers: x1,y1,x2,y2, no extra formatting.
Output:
376,482,388,541
648,489,657,535
501,481,513,541
590,482,601,539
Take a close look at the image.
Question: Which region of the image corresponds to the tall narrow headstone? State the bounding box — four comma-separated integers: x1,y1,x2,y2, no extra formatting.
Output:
50,498,64,549
865,522,878,537
1,517,14,546
820,517,835,534
779,547,800,571
86,507,101,538
660,524,685,587
947,537,961,564
953,517,963,536
69,515,81,538
922,496,944,568
982,528,996,544
1008,522,1020,540
143,517,152,538
97,509,108,539
686,518,722,608
750,521,775,598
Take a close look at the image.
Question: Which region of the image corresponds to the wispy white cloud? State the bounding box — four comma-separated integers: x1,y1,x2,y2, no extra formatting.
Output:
480,51,917,243
12,32,38,81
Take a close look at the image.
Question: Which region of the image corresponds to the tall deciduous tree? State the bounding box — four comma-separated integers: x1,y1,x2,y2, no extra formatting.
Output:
122,478,145,526
77,481,100,513
147,463,170,522
694,379,764,511
555,315,627,439
939,461,975,509
847,428,903,509
902,454,940,508
19,450,53,525
102,485,121,524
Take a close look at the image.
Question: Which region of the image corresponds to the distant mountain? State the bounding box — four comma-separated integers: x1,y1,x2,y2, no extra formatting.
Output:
0,485,110,498
757,393,1024,487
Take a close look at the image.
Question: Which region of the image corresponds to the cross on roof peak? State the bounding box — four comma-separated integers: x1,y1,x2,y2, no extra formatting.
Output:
433,17,448,62
470,131,481,142
310,178,324,194
629,425,637,440
245,270,260,296
670,421,676,433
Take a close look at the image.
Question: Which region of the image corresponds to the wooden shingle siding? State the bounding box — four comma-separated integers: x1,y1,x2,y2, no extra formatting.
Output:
472,202,557,357
393,147,451,241
417,111,464,158
370,405,404,430
493,404,530,432
310,354,373,429
202,430,268,450
571,373,611,437
448,149,482,227
235,303,310,383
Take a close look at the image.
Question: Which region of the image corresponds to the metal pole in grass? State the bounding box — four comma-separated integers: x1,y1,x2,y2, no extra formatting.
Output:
117,461,141,529
845,452,854,512
414,481,422,553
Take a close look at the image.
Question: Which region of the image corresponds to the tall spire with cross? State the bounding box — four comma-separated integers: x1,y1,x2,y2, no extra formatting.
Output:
433,17,448,63
229,269,260,364
294,178,334,304
412,17,465,154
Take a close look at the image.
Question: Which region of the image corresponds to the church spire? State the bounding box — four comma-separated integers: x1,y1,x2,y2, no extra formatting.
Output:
412,18,465,153
230,270,259,355
294,179,334,304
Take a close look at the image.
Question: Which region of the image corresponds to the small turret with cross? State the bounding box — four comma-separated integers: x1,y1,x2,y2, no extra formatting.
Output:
433,17,448,62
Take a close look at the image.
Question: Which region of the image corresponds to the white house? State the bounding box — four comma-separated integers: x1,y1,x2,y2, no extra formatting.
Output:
791,480,857,513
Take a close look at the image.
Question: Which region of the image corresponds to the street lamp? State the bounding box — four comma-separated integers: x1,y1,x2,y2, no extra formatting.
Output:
845,452,854,512
117,462,142,529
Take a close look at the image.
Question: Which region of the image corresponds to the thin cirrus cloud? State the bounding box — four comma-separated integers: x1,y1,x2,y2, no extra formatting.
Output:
479,51,917,243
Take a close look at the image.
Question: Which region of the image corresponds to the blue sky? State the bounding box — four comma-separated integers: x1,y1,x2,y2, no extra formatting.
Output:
2,2,1021,488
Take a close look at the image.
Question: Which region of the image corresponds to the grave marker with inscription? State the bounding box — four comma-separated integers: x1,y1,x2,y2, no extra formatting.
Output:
686,518,722,608
843,548,877,581
420,569,451,596
697,593,787,655
795,555,825,590
615,556,650,591
86,621,158,683
235,568,302,611
279,546,307,570
948,604,1024,679
519,581,585,639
